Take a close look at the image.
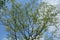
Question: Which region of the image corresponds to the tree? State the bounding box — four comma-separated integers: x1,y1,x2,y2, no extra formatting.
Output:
0,0,59,40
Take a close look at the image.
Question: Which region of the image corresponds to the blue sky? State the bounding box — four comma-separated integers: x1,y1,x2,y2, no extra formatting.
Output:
0,25,7,40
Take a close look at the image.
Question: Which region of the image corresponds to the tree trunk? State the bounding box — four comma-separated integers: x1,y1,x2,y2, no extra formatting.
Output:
15,32,17,40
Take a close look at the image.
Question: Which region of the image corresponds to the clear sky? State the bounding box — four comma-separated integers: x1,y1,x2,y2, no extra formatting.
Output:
0,25,7,40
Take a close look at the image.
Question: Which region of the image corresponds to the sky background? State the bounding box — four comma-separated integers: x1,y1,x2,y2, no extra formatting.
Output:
42,0,60,5
0,0,60,40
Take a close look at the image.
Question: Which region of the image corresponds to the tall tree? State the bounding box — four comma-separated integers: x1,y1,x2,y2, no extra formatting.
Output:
0,0,59,40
